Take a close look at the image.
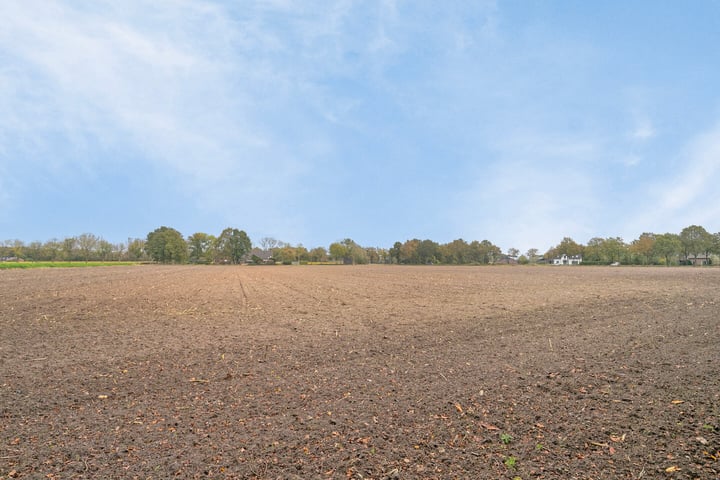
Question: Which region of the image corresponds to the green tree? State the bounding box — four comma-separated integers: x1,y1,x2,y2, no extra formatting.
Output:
308,246,328,262
400,239,421,264
329,242,349,263
390,242,402,264
25,241,42,261
187,232,216,264
679,225,712,263
442,239,470,264
40,239,63,261
653,233,682,266
365,247,381,264
416,239,440,264
583,237,604,264
77,233,100,261
272,245,296,264
629,233,656,265
602,237,627,264
217,228,251,264
127,238,146,261
62,237,78,261
296,245,310,263
546,237,583,260
97,239,114,261
525,248,539,263
469,239,501,264
329,238,366,264
712,232,720,256
145,226,188,264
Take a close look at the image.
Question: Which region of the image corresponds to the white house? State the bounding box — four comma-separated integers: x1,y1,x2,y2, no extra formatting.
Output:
552,254,582,265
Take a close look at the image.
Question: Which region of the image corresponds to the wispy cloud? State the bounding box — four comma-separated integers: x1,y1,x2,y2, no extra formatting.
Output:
619,123,720,237
2,1,719,247
659,125,720,212
631,119,656,141
0,1,335,237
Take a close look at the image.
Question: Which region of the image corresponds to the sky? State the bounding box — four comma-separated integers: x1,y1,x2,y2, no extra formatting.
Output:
2,1,720,254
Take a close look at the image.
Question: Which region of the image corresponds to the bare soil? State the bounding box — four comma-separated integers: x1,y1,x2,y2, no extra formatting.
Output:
1,265,718,479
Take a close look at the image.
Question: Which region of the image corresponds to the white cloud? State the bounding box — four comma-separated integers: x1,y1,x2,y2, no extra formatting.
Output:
631,120,655,140
620,122,720,237
622,154,641,167
452,132,601,252
660,125,720,211
0,1,327,232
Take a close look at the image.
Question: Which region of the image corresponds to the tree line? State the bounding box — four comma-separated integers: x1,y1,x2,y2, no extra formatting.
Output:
542,225,720,266
1,224,718,266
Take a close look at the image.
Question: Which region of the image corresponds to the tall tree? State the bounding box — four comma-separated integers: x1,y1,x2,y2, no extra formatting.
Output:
127,238,146,261
630,233,656,265
309,247,328,262
441,239,470,264
416,239,440,264
469,239,501,264
145,226,187,264
260,237,279,251
328,242,348,263
547,237,583,260
217,228,251,264
525,248,539,263
77,233,100,261
679,225,712,263
62,237,78,261
390,242,402,264
400,239,421,264
97,239,114,261
187,232,216,264
712,232,720,256
653,233,682,266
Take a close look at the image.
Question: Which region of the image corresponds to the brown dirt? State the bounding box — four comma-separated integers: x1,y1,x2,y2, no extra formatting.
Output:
1,265,718,479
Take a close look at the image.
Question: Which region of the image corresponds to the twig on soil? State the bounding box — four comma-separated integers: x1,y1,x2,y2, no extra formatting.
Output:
189,378,210,383
548,338,554,352
439,372,448,381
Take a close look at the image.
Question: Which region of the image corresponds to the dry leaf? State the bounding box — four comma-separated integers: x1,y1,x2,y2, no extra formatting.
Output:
671,400,684,405
454,403,463,414
480,422,499,431
665,465,680,472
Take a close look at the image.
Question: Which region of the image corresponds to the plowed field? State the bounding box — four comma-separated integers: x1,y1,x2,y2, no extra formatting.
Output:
1,265,718,479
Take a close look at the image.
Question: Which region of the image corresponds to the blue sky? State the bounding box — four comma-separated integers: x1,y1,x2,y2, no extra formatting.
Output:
2,1,720,253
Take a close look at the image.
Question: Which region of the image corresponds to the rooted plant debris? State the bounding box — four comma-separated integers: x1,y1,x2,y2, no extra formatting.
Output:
1,265,718,479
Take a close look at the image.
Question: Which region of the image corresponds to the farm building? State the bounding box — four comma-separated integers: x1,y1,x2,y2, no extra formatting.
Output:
552,254,582,265
682,254,712,266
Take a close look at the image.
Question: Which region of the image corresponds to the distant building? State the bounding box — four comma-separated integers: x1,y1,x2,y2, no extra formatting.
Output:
495,254,519,265
552,254,582,265
247,247,274,264
682,254,711,266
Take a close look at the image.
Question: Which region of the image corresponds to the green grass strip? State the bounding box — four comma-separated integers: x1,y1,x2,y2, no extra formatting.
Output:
0,261,139,269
